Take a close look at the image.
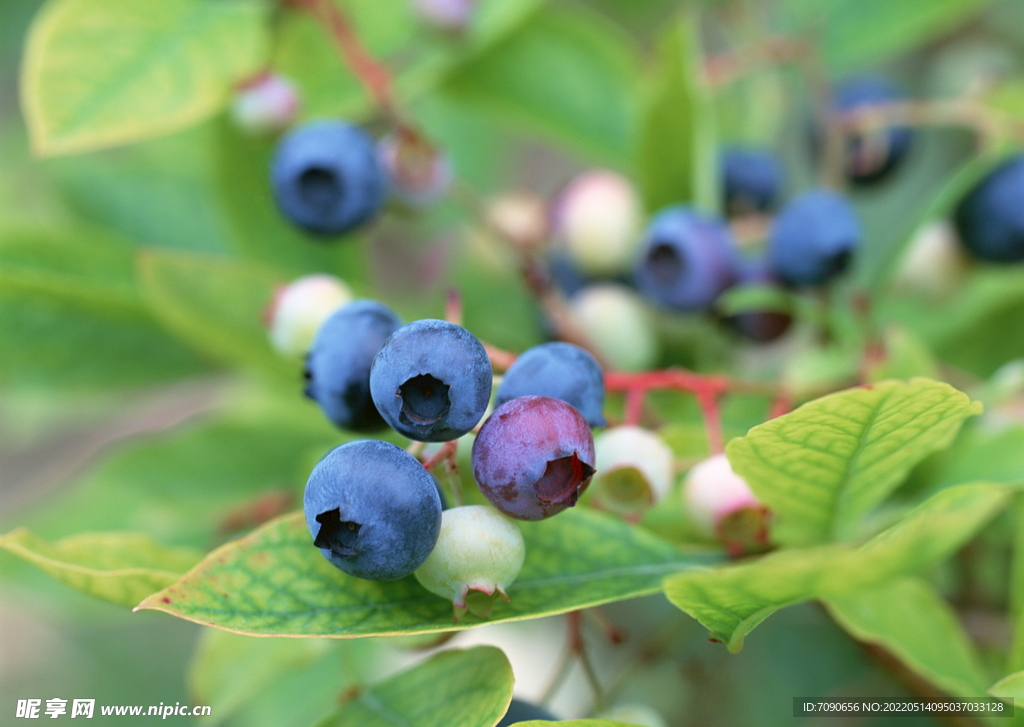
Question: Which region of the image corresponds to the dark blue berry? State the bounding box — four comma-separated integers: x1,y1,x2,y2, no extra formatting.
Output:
953,154,1024,263
304,440,442,581
768,189,860,286
473,396,596,521
370,319,492,442
271,120,388,236
304,300,402,431
833,75,913,186
721,147,784,215
634,206,739,311
497,698,558,726
727,256,792,343
495,342,606,427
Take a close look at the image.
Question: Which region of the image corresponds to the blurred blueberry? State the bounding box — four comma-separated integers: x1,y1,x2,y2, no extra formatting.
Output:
721,147,784,215
953,154,1024,263
768,189,861,286
833,75,913,185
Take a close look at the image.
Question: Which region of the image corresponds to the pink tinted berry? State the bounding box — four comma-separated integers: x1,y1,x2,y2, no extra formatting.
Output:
414,505,525,620
378,131,453,209
552,170,642,276
683,453,769,555
231,72,300,134
472,396,596,521
265,274,352,357
413,0,475,33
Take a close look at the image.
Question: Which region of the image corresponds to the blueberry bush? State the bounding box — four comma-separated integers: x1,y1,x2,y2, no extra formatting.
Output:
3,0,1024,726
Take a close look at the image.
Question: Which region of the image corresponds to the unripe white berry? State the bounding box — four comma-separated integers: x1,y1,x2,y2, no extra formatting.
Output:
231,73,300,135
552,170,642,276
486,192,549,253
414,505,525,620
682,453,762,537
266,274,352,357
569,284,659,372
592,426,674,516
893,220,967,298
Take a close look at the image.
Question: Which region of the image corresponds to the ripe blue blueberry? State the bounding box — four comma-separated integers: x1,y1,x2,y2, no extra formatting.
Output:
271,120,388,236
473,396,596,521
634,206,739,311
833,75,913,185
953,154,1024,263
768,189,861,286
727,256,792,343
370,319,492,442
721,147,784,215
304,440,442,581
304,299,402,431
497,698,558,726
495,342,606,427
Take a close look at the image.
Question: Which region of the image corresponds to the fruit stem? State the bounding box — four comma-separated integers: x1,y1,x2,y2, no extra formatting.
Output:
291,0,403,127
420,440,457,471
444,288,463,326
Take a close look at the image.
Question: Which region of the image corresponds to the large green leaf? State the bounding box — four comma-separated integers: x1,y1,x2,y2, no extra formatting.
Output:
989,670,1024,703
22,0,269,155
780,0,993,73
0,528,201,606
726,378,981,547
188,629,379,727
0,225,206,388
663,483,1009,652
441,6,638,165
315,646,513,727
824,578,990,699
136,247,294,379
635,14,715,214
136,508,717,637
1011,496,1024,673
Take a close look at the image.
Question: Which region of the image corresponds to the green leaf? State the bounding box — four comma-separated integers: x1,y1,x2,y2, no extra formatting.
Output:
636,14,715,214
22,0,269,155
780,0,993,73
136,508,718,637
1011,495,1024,673
188,629,377,727
663,482,1009,651
882,266,1024,378
441,6,639,165
514,722,636,727
930,425,1024,490
0,225,206,388
989,670,1024,703
315,646,513,727
0,528,202,607
136,247,293,378
726,378,982,547
824,577,990,699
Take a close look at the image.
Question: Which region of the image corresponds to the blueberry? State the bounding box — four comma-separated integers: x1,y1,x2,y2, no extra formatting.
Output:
473,396,596,521
953,154,1024,263
370,319,492,442
304,299,402,431
495,342,606,427
271,120,388,236
634,206,739,311
497,698,558,726
767,189,860,286
304,440,442,581
721,147,784,215
727,256,792,343
414,505,525,619
832,75,913,186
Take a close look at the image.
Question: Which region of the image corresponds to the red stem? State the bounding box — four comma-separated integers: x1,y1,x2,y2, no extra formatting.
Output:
421,440,457,471
293,0,401,125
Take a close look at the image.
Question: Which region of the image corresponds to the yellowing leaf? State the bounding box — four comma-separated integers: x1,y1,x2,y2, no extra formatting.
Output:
22,0,269,156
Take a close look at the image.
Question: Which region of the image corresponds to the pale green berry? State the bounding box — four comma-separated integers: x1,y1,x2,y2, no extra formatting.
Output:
266,274,352,357
592,426,673,517
570,284,658,372
414,505,525,619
